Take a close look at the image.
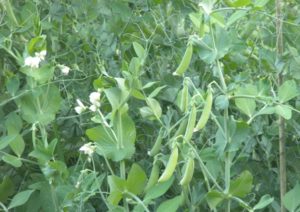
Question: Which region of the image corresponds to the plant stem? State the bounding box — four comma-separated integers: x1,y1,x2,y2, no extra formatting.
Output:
124,191,150,212
210,21,231,211
120,161,129,211
275,0,286,211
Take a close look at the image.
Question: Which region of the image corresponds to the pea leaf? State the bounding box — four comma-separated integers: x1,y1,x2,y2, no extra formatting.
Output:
229,170,253,198
17,85,61,125
278,80,299,103
2,154,22,168
144,176,174,202
146,97,162,119
133,42,146,59
157,195,183,212
0,177,15,203
8,190,35,209
275,105,292,120
283,183,300,212
206,190,225,209
253,194,274,210
126,164,147,195
86,112,136,161
235,84,257,117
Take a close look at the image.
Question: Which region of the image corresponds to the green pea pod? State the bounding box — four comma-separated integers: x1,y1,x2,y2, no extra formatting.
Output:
179,78,189,112
158,146,179,183
145,162,160,192
184,104,197,143
173,118,188,139
179,158,195,186
194,90,213,132
173,44,193,76
148,130,164,157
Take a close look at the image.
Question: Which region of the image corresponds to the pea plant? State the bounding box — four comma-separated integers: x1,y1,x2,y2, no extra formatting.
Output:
1,0,300,211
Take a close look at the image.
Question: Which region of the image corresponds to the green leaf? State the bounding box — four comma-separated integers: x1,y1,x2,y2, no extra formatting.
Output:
8,190,35,209
253,0,270,7
157,195,183,212
0,177,15,203
86,112,136,161
2,154,22,168
275,105,292,120
278,80,298,103
9,134,25,157
198,27,232,64
20,64,55,84
229,170,253,198
146,97,162,119
0,135,18,150
133,42,146,59
206,190,225,209
104,87,130,112
107,175,127,205
126,164,147,195
17,85,61,125
235,84,257,117
140,106,156,120
253,194,274,210
144,176,174,202
226,10,248,27
149,85,167,98
5,112,24,156
214,95,229,111
255,106,276,116
283,183,300,212
225,0,251,7
27,35,46,54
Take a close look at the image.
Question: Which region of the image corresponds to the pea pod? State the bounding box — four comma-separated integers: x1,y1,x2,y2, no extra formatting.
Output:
173,118,188,139
179,158,195,186
145,162,160,192
158,146,179,183
148,130,164,157
194,90,213,132
183,104,197,143
173,44,193,76
179,78,189,112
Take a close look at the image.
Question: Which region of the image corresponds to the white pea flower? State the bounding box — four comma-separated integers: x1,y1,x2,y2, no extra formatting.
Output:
89,91,101,107
89,104,98,112
59,65,70,75
75,99,86,114
24,56,41,68
79,142,96,157
35,50,47,60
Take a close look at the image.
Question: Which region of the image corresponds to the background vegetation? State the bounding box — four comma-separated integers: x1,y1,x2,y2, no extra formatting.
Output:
1,0,300,211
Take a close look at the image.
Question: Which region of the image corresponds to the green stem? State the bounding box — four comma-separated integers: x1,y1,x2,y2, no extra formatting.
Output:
50,184,58,212
32,123,37,149
120,161,129,211
0,201,8,212
91,158,110,210
188,143,221,191
124,191,150,212
210,21,231,211
1,0,19,26
39,124,48,147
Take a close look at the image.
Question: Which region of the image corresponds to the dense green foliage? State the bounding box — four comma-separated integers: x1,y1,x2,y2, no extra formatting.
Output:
1,0,300,211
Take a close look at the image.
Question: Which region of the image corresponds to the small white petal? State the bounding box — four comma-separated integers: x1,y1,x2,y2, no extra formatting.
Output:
89,105,97,112
60,65,70,75
76,99,86,108
24,56,41,68
89,92,101,105
75,106,84,114
35,50,47,60
79,142,96,156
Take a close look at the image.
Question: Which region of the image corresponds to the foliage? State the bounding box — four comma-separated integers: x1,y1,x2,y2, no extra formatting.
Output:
1,0,300,211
